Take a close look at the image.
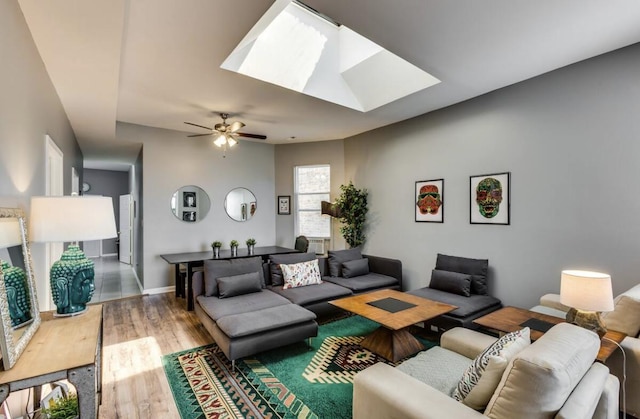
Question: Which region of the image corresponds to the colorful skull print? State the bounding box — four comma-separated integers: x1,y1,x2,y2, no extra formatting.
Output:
417,184,442,215
476,177,503,218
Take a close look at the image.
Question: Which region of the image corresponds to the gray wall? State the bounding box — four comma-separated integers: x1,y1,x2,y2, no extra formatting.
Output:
343,42,640,308
116,122,276,292
0,0,83,309
84,169,130,254
132,149,144,283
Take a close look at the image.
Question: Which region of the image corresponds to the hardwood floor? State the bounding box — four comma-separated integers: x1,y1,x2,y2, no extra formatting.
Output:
98,293,211,418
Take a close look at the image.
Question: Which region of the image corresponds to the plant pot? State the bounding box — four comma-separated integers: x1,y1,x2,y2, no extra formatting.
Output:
231,245,238,257
212,246,220,258
247,244,254,255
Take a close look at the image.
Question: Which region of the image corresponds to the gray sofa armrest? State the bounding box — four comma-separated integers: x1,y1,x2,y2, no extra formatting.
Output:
192,271,204,299
363,254,402,289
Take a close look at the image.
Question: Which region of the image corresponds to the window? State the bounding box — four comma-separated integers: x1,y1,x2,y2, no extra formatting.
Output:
295,165,330,238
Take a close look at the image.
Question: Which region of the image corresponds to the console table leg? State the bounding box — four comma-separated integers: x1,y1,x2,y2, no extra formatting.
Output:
68,365,96,418
0,384,8,405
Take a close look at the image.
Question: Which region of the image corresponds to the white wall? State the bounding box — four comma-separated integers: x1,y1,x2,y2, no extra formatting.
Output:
116,123,276,291
343,43,640,308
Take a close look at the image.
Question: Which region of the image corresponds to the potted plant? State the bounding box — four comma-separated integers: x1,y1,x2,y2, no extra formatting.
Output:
246,238,256,254
230,240,239,257
335,181,369,248
42,394,78,419
211,241,222,258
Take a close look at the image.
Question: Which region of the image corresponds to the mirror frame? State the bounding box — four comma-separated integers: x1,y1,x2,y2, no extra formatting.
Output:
170,185,212,223
0,208,41,369
224,187,257,222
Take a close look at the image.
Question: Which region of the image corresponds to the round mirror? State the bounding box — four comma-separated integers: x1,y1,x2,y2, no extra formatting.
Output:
170,186,211,223
225,187,257,222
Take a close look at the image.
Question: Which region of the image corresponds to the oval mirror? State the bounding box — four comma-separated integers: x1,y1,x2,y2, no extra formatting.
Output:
225,187,257,222
170,186,211,223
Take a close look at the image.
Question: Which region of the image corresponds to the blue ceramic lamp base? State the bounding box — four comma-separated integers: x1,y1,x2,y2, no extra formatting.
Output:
50,245,95,317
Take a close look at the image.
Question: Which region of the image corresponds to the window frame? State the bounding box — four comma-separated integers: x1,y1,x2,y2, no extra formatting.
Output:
294,164,331,239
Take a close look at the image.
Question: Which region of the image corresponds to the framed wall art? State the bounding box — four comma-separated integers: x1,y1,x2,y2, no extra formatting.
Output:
415,179,444,223
278,195,291,215
470,172,510,225
182,211,196,222
183,191,196,208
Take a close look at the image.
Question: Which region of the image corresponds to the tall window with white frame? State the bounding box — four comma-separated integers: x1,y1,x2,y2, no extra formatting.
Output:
294,165,331,240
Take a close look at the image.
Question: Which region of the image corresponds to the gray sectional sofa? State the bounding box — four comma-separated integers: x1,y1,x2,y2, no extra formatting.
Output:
192,249,402,365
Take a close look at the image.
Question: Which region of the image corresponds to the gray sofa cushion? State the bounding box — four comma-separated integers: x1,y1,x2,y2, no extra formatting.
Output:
270,252,317,286
436,254,489,295
324,273,399,292
328,248,362,277
196,289,290,321
217,271,262,298
342,258,369,278
430,269,472,297
408,287,501,318
216,304,317,338
268,282,352,306
204,256,264,297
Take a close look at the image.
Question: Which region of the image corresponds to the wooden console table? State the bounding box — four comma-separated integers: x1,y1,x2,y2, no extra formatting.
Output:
0,305,103,418
161,246,299,310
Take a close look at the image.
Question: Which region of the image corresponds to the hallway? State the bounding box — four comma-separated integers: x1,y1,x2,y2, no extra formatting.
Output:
91,255,142,302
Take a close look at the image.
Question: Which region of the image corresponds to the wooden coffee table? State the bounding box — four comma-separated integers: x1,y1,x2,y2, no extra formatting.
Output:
329,289,456,362
473,306,627,363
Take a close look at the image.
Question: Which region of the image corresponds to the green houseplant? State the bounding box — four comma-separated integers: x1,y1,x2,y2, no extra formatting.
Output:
246,238,256,254
230,240,239,256
335,181,368,248
211,241,222,258
42,394,78,419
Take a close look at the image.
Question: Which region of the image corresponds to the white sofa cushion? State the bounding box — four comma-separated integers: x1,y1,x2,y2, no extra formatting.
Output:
602,294,640,337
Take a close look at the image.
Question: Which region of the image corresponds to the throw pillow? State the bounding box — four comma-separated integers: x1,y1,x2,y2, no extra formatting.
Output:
435,253,489,295
602,295,640,337
342,258,369,278
328,248,362,277
281,259,322,289
429,269,472,297
269,252,317,286
217,271,262,298
452,327,530,410
204,256,264,297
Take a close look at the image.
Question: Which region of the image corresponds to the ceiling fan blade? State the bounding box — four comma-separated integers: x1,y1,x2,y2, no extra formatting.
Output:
184,121,213,131
228,121,245,133
237,132,267,140
187,133,213,138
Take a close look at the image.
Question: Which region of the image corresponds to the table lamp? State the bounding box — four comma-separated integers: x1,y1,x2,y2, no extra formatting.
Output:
560,270,614,337
30,196,117,316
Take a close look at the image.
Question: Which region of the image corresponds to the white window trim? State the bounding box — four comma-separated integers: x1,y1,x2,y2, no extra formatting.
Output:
294,164,331,239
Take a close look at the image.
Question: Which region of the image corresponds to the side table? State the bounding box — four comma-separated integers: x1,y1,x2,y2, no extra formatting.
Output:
0,304,103,418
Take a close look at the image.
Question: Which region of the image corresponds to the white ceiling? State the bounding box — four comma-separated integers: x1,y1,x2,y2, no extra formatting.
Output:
18,0,640,170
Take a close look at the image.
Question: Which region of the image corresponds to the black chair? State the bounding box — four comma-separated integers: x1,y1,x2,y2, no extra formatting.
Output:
294,235,309,253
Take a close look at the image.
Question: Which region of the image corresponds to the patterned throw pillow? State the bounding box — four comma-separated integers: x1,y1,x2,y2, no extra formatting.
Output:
281,259,323,289
452,327,530,410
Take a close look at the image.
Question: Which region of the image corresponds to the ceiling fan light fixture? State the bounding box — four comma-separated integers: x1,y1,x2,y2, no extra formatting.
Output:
214,135,227,147
227,137,238,147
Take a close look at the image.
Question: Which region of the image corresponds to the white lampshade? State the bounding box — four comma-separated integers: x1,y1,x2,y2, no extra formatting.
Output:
560,270,614,312
30,196,117,242
0,218,22,248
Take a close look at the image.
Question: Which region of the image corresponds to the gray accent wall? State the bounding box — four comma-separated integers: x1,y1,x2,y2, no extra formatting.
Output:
343,42,640,308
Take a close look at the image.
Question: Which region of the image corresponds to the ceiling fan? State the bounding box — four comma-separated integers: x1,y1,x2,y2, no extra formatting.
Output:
184,113,267,152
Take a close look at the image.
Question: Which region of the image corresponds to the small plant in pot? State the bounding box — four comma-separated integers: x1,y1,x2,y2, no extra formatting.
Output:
42,394,78,419
246,238,256,254
211,241,222,258
230,240,239,256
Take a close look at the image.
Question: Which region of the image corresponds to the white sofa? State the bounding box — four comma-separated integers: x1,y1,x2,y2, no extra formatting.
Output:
532,283,640,418
353,324,619,419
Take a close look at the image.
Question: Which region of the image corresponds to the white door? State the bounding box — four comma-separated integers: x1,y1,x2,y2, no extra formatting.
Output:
119,194,132,264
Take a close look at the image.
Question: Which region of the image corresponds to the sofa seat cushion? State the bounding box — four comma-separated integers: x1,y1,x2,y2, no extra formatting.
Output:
196,289,290,321
408,287,501,318
216,304,317,338
396,346,472,397
268,282,352,306
323,273,399,292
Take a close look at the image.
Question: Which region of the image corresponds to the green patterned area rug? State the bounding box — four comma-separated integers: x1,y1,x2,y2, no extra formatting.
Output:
162,315,436,419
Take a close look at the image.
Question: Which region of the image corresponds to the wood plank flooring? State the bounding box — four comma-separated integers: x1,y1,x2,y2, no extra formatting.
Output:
98,293,211,418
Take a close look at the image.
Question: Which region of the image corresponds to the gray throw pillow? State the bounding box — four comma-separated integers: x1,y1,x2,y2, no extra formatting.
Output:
435,254,489,295
429,269,472,297
217,271,262,298
328,248,362,277
342,258,369,278
269,252,317,286
204,256,264,297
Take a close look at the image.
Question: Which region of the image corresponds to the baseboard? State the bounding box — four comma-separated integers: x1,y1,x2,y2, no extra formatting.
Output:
144,285,175,295
101,252,117,257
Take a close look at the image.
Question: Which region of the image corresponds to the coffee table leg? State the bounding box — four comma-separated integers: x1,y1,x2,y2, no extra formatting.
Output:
360,327,425,363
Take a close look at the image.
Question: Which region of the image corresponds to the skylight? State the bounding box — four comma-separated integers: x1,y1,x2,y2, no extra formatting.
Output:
221,0,440,112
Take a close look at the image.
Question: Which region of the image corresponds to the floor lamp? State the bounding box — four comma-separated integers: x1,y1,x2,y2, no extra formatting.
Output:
30,196,117,316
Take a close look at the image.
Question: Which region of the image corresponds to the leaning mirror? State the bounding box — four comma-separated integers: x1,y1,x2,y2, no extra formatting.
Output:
225,187,257,222
170,185,211,223
0,208,41,369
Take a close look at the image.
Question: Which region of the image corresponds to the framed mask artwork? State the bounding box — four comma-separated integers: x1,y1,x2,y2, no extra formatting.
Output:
470,172,510,225
415,179,444,222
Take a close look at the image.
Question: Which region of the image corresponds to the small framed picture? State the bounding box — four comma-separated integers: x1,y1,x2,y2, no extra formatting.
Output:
278,195,291,215
183,191,196,208
415,179,444,223
182,211,196,222
470,172,510,225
